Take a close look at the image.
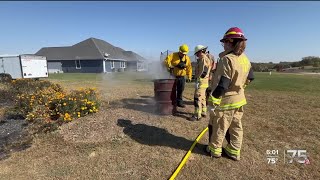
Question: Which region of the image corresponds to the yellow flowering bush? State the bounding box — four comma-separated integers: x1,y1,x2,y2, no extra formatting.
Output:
8,79,100,131
48,87,100,122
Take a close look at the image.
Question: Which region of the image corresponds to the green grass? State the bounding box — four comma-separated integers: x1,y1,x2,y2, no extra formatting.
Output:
47,73,103,81
47,72,320,96
47,72,153,82
247,72,320,95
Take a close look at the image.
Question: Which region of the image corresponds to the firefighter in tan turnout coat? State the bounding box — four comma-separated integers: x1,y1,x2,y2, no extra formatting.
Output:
207,27,254,161
190,45,213,121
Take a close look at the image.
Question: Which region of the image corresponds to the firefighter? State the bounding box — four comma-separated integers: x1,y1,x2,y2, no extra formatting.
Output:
190,45,212,121
164,44,192,108
207,27,254,161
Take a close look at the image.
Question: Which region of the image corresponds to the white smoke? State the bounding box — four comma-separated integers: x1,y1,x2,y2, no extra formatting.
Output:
145,59,175,80
142,50,198,80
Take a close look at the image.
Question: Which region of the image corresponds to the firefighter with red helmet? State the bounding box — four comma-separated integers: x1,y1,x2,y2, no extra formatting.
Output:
207,27,254,161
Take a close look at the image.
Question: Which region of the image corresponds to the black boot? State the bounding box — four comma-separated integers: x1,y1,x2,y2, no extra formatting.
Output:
190,115,201,121
177,102,186,108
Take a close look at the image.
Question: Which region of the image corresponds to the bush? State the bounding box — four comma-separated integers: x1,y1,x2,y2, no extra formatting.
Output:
7,79,100,132
0,73,12,83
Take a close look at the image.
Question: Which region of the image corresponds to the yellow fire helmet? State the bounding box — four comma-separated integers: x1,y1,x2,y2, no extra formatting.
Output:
179,44,189,54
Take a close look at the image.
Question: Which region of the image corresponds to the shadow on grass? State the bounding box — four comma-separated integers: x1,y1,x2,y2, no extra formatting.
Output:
117,119,209,156
173,110,193,120
119,97,158,115
116,96,194,121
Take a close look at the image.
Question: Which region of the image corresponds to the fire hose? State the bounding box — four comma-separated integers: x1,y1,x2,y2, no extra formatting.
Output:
169,127,208,180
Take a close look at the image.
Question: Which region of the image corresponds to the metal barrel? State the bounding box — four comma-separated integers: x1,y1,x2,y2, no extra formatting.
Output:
154,79,177,115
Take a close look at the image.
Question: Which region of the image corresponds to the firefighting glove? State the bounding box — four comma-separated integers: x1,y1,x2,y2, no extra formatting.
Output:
244,79,251,89
200,67,209,78
168,67,174,74
206,88,211,96
195,81,199,89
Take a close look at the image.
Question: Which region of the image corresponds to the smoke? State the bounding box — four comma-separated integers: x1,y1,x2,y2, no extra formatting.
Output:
128,47,198,80
141,50,198,80
144,58,175,80
98,72,124,102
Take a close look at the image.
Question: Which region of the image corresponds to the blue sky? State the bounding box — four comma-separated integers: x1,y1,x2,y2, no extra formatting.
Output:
1,1,320,62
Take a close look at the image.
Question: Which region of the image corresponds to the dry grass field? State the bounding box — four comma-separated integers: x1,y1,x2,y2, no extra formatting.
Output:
0,72,319,180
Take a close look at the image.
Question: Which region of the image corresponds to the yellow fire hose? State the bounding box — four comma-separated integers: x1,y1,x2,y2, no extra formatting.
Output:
169,127,208,180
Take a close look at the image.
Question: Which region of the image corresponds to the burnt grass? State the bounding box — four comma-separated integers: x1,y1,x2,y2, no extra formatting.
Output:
0,85,32,160
0,119,32,160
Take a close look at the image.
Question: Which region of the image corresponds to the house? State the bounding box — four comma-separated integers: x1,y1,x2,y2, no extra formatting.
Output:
35,38,146,73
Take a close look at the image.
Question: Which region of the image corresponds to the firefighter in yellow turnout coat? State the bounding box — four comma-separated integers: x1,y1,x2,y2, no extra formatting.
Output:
190,45,212,121
164,44,192,107
207,27,254,161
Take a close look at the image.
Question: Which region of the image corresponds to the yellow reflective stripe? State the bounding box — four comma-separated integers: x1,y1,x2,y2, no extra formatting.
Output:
208,95,221,105
208,146,222,155
225,31,244,36
225,146,240,155
218,99,247,110
202,107,207,112
239,56,250,73
194,108,201,114
199,84,208,88
199,78,209,88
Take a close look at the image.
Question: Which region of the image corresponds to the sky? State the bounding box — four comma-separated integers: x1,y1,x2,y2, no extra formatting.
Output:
1,1,320,63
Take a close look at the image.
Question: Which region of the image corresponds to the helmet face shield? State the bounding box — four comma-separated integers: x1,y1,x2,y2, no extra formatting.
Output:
180,51,188,55
194,45,207,55
220,38,234,43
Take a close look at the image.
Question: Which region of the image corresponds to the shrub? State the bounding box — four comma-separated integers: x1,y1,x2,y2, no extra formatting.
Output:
7,79,100,132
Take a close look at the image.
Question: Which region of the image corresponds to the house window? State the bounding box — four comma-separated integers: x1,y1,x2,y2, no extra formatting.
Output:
110,61,114,69
75,60,81,69
120,61,126,68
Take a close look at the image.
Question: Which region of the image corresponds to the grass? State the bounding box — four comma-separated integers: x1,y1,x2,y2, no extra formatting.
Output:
47,72,153,82
0,72,319,179
246,72,320,95
47,72,320,94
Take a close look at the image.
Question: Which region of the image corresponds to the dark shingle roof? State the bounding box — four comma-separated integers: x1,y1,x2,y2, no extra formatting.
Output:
36,38,146,61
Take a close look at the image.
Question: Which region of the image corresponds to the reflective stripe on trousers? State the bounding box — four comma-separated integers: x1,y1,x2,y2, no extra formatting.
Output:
218,99,247,110
225,145,240,155
208,146,222,155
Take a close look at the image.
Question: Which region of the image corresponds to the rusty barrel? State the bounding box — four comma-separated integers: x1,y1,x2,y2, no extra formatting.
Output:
154,79,177,115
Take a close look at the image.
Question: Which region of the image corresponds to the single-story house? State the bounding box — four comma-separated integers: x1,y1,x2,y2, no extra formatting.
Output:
35,38,147,73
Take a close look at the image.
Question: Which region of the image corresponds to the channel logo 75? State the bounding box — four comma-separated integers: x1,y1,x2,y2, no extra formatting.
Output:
285,150,310,164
